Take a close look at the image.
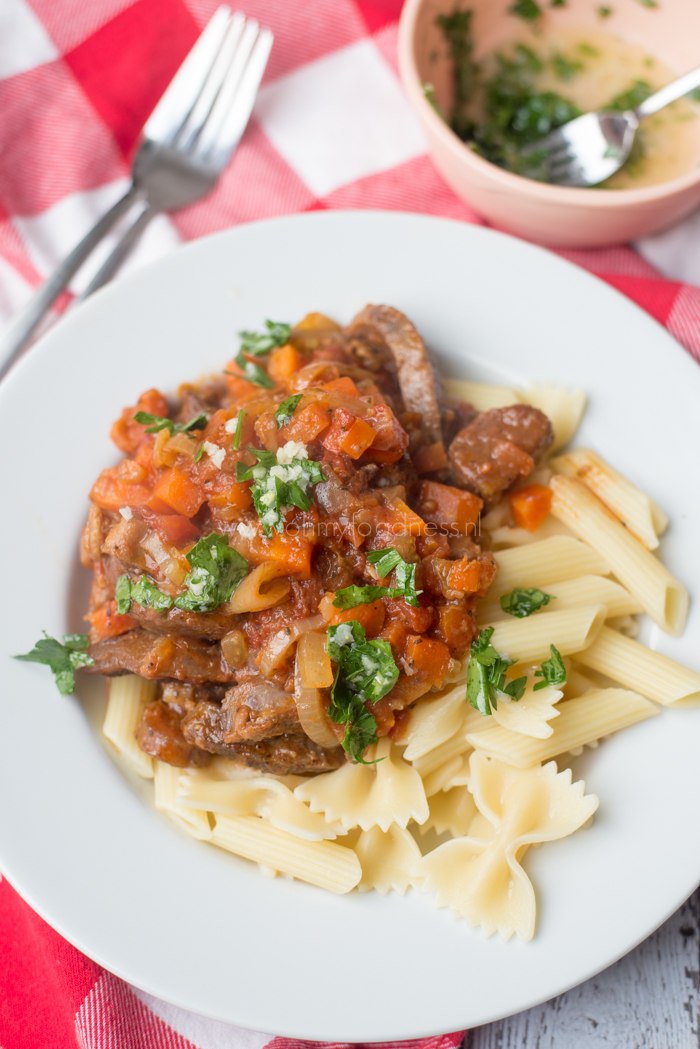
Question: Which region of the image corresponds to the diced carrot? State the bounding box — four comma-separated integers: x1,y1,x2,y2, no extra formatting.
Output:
447,556,483,594
339,417,376,459
295,312,342,333
402,634,451,689
278,401,332,443
509,484,552,532
268,344,303,383
151,514,200,546
202,408,227,439
90,467,152,512
87,601,136,643
110,388,169,455
434,603,477,656
206,479,254,515
412,440,449,475
224,359,262,401
321,376,360,398
327,598,386,637
378,617,408,659
245,529,314,578
378,498,428,538
363,404,409,465
153,468,206,518
414,480,483,536
323,407,356,454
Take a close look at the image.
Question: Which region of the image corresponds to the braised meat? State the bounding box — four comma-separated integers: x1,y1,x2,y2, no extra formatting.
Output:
221,680,300,743
87,629,235,683
448,404,554,502
182,701,342,774
136,700,211,767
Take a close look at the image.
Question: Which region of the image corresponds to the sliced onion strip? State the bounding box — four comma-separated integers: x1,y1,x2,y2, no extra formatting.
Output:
294,653,339,748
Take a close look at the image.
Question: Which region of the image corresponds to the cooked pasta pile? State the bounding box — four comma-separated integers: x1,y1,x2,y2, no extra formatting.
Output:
98,359,697,943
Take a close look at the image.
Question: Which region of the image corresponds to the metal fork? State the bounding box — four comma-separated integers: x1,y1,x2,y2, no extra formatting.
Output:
521,63,700,188
0,6,272,382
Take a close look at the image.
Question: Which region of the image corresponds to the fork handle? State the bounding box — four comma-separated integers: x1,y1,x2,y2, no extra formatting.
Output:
635,64,700,120
79,204,158,301
0,184,139,383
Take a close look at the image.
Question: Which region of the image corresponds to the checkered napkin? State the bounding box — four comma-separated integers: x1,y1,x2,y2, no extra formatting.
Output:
2,1,700,1046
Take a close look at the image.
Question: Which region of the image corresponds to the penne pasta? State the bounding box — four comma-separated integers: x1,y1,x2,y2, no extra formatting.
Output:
489,535,610,597
487,604,607,663
518,383,586,451
477,574,643,625
552,447,668,550
442,377,518,411
103,674,156,779
465,688,658,768
211,814,362,894
227,561,290,613
549,475,688,636
154,761,212,840
575,625,700,707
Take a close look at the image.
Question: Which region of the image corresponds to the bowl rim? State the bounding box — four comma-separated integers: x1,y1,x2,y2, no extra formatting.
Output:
398,0,700,206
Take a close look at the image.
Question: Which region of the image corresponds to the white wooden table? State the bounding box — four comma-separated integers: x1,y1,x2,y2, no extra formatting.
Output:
469,888,699,1048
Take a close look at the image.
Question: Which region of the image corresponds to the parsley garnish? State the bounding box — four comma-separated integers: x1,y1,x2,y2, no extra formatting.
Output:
236,445,325,537
275,394,303,429
466,627,527,716
116,574,174,614
194,445,204,463
326,621,399,762
174,534,249,612
597,5,612,16
332,549,423,609
230,353,275,389
133,411,207,437
232,410,245,450
509,0,541,21
14,632,94,696
239,320,291,356
500,587,555,618
533,645,567,691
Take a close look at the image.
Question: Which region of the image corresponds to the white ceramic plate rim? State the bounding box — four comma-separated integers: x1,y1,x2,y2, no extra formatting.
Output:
1,211,699,1041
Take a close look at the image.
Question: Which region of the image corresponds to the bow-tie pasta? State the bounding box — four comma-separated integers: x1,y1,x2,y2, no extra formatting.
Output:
413,752,598,941
354,824,422,895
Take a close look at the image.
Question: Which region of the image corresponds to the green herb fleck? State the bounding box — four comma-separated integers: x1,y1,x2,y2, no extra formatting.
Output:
232,410,245,450
533,644,567,690
686,87,700,103
551,52,583,82
436,10,480,138
422,82,445,119
607,79,653,112
550,0,566,6
116,574,175,614
509,0,542,21
275,394,303,429
194,445,205,463
237,446,325,537
133,411,207,438
466,627,527,716
334,549,422,609
636,0,657,7
231,352,275,389
500,587,555,618
597,4,612,16
14,632,94,696
173,534,248,612
238,321,292,357
326,621,399,762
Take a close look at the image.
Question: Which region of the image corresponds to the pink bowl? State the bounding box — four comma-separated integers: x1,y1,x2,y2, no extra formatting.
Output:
398,0,700,246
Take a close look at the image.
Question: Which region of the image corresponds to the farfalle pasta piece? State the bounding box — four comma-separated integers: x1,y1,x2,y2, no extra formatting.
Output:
354,824,422,895
490,675,562,739
154,762,212,841
412,752,599,941
176,771,342,841
421,750,472,797
420,785,478,838
295,738,428,831
403,685,470,761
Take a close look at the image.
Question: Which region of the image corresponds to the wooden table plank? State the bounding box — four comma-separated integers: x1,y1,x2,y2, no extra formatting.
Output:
469,889,699,1048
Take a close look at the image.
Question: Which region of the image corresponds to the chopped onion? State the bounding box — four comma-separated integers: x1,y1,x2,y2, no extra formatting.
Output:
297,630,334,688
258,614,324,679
294,654,339,748
141,531,188,585
221,629,248,669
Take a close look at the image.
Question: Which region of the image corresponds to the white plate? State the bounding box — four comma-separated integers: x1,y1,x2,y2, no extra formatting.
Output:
1,212,699,1041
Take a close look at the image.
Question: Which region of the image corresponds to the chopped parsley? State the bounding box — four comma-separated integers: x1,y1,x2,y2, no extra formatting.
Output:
236,443,325,537
509,0,541,21
116,535,248,615
133,411,207,437
232,410,245,450
597,5,612,17
275,394,303,429
230,353,275,389
239,320,292,356
534,645,567,691
326,621,399,762
500,587,555,618
551,52,582,82
466,627,527,716
174,533,249,612
334,549,422,609
14,632,94,696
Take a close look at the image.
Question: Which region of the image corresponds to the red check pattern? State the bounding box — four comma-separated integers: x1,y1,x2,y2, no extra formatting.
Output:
1,1,699,1046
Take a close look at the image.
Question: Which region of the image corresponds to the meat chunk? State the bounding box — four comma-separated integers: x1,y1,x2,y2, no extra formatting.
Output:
348,305,444,447
102,517,149,575
448,404,553,503
136,700,211,767
182,701,343,774
128,602,238,640
87,629,235,683
222,680,300,743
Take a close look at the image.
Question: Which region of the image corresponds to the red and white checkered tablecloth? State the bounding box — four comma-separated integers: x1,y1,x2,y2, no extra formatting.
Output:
2,1,700,1046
